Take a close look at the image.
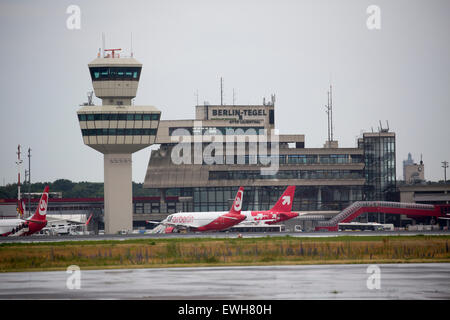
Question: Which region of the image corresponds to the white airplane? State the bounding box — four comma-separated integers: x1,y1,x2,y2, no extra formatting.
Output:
149,187,246,233
0,186,49,237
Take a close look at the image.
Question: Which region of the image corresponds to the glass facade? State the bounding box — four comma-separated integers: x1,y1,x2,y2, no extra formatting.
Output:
81,128,157,136
169,127,265,136
363,134,396,201
209,169,363,180
190,153,362,166
139,186,364,213
78,113,160,121
89,67,142,81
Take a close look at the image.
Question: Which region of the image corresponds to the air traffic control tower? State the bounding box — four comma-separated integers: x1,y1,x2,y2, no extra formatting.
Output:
77,49,161,234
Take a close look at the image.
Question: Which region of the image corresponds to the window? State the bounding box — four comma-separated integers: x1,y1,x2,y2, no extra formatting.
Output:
269,109,274,125
89,67,142,81
81,128,156,136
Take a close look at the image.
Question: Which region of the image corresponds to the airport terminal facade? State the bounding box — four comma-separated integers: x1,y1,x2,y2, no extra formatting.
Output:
140,99,397,226
0,96,397,231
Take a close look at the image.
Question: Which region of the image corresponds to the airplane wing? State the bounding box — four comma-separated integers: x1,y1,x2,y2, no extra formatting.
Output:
222,215,242,220
147,220,198,229
26,219,47,224
240,219,277,225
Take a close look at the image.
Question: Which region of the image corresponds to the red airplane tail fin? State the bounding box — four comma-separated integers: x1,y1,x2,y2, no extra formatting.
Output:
270,186,295,212
229,187,244,215
30,186,49,222
86,213,93,226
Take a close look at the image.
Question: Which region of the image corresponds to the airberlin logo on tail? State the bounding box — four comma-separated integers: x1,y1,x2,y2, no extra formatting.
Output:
282,196,291,206
38,193,48,216
234,190,243,211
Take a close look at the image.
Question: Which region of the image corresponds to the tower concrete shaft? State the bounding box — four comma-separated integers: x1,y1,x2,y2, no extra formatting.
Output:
104,154,132,233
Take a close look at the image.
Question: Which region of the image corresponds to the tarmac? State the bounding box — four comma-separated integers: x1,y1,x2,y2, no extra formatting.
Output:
0,230,449,244
0,263,449,299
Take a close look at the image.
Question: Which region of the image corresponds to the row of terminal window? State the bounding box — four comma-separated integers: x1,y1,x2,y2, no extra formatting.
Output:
201,154,363,165
78,113,160,121
89,67,141,81
209,169,364,180
169,126,266,136
81,128,157,136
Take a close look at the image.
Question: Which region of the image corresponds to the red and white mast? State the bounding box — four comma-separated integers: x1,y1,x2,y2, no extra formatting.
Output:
16,144,24,217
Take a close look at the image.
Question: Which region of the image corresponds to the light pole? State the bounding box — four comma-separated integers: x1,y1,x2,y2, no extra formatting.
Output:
442,161,448,184
27,148,31,217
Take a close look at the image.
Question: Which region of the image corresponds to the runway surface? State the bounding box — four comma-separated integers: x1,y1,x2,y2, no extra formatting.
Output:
1,230,449,243
0,263,449,299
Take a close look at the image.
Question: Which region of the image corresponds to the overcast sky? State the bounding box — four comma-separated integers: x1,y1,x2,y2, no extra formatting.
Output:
0,0,449,185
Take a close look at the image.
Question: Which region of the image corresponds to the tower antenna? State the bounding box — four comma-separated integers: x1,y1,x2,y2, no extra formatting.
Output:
130,32,133,57
325,89,331,143
330,84,333,141
102,32,105,57
220,77,224,105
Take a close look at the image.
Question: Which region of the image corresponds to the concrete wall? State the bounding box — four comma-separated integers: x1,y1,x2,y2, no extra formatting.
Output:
104,153,133,234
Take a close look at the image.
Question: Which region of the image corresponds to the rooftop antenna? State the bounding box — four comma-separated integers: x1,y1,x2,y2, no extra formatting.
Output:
102,32,105,57
330,84,333,141
379,120,389,132
325,89,331,143
233,88,236,106
195,90,199,106
87,91,94,106
130,32,133,57
220,77,224,105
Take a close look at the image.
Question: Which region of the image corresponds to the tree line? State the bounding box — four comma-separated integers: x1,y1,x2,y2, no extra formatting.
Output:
0,179,154,199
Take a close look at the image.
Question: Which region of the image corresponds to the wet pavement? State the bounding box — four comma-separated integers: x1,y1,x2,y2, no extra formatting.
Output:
0,263,449,299
1,230,449,244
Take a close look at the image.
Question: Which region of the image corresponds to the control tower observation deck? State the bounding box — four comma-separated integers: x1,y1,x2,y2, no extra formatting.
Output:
77,49,161,234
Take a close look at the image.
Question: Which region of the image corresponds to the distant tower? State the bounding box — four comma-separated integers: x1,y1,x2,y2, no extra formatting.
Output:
77,49,161,234
403,153,425,183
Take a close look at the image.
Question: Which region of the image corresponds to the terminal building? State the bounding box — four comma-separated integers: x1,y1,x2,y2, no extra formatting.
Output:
4,87,448,231
139,96,397,229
